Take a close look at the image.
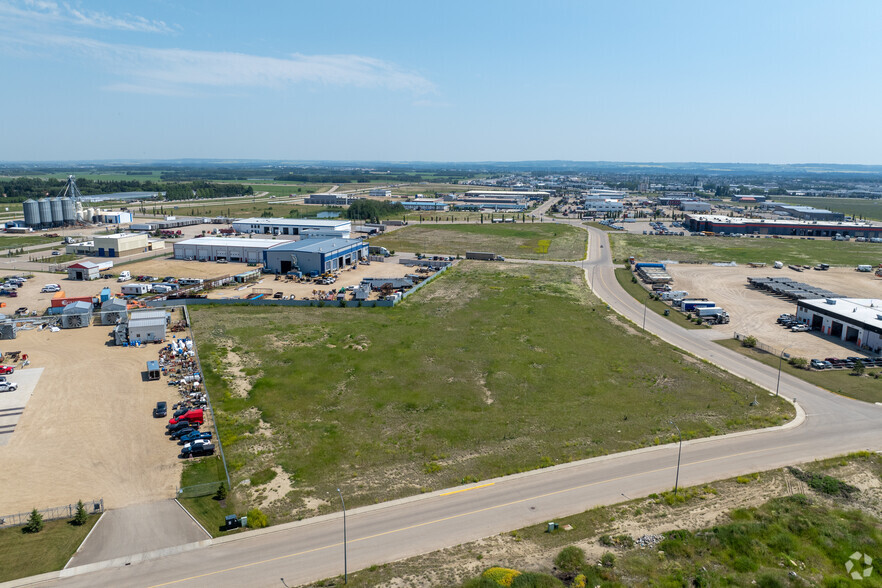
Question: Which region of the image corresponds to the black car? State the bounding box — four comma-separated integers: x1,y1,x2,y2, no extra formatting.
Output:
170,426,197,440
181,442,215,458
167,420,197,434
173,407,189,418
153,401,167,418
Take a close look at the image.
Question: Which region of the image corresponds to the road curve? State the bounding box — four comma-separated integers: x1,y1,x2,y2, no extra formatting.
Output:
23,223,882,588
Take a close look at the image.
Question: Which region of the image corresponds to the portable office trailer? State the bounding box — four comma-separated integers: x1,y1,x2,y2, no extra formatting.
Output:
146,360,161,380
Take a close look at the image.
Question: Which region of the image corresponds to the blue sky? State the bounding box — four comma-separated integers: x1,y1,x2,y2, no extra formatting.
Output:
2,1,881,164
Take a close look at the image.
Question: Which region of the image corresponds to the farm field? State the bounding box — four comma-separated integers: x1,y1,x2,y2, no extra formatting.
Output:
371,223,587,261
189,262,792,525
610,233,882,267
769,196,882,221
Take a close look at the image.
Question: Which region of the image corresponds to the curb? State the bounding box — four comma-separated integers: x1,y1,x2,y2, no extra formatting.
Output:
175,498,211,539
63,511,106,570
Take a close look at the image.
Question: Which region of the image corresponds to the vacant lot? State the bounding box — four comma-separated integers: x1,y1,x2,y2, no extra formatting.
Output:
771,195,882,221
190,262,792,524
0,515,99,583
610,233,882,266
372,223,587,261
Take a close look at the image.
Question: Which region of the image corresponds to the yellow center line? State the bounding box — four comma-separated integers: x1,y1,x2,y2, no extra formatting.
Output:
440,483,494,496
149,441,802,587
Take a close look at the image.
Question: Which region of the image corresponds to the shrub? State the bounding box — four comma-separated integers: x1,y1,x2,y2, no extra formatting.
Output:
788,357,808,369
510,572,564,588
741,335,757,348
23,508,43,534
601,552,616,568
246,508,269,529
599,534,614,546
72,500,88,526
554,545,585,573
213,483,227,501
853,360,866,376
481,567,521,586
572,575,587,588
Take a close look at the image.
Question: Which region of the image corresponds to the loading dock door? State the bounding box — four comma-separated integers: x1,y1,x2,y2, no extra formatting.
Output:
845,326,860,343
830,321,843,338
811,314,823,330
280,260,292,274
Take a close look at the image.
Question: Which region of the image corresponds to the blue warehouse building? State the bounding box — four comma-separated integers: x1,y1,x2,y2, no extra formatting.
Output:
262,238,369,275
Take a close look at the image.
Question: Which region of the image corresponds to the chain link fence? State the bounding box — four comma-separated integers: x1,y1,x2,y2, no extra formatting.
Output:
178,482,224,499
734,332,786,357
0,498,104,529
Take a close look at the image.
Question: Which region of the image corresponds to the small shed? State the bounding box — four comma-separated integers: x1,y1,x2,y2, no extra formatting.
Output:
67,261,113,281
127,309,169,344
60,301,92,329
146,360,161,380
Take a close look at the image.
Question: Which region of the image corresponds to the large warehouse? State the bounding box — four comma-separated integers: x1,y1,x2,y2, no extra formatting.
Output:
65,233,159,257
173,237,284,262
263,238,368,275
795,298,882,353
685,214,882,238
231,218,352,239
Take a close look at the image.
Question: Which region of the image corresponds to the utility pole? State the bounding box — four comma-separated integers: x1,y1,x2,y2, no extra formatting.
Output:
336,488,347,584
670,421,682,496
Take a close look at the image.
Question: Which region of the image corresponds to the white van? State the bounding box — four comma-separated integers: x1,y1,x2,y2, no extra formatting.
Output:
117,271,131,282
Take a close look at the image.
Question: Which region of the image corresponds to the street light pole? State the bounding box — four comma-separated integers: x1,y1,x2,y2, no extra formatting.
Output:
669,421,682,496
642,297,648,332
775,345,792,397
336,488,347,584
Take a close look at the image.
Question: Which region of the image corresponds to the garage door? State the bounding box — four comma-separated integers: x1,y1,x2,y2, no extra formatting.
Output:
197,247,210,260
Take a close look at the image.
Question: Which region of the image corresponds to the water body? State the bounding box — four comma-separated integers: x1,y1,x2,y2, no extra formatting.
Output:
316,211,340,218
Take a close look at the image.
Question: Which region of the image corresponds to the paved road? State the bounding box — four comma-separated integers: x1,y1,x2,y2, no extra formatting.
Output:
66,501,210,567
19,222,882,588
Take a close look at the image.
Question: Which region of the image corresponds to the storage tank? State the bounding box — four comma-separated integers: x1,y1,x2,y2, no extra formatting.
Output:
22,199,41,228
61,197,76,224
37,198,52,228
50,197,63,226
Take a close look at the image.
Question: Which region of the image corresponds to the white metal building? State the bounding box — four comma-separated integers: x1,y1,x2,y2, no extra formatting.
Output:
126,309,170,344
173,237,284,262
795,298,882,353
231,218,352,239
369,189,392,197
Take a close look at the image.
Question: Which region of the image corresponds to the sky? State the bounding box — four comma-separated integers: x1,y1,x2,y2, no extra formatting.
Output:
2,0,882,164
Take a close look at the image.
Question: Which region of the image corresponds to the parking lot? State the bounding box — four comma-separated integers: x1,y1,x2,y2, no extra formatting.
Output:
665,264,882,359
0,324,183,514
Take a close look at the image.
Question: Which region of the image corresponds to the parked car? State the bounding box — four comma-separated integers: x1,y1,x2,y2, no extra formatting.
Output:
179,431,212,444
846,356,866,364
181,442,215,458
169,409,204,425
153,401,167,418
0,365,14,375
810,359,827,369
0,381,18,393
170,426,198,440
182,438,211,452
41,284,61,293
791,324,810,332
167,420,198,434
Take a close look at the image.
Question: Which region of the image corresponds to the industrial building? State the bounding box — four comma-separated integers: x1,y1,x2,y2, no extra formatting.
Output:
67,260,114,281
173,237,283,262
771,204,844,221
60,301,92,328
232,218,352,239
684,214,882,238
679,201,713,213
125,309,170,344
795,298,882,353
129,217,206,231
65,233,155,257
583,198,624,214
262,238,368,275
369,189,392,198
402,199,449,211
464,190,550,201
305,193,357,206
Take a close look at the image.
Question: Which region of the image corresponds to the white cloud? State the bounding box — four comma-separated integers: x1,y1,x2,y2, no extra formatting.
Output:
2,32,435,96
0,0,176,33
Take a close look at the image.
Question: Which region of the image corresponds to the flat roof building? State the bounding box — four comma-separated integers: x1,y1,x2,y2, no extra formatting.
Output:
684,214,882,238
232,217,351,239
772,205,845,221
402,199,449,211
262,237,368,275
305,193,357,206
369,189,392,198
795,298,882,353
464,190,550,200
173,237,284,263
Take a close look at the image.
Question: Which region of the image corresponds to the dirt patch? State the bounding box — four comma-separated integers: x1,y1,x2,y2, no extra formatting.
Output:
251,466,293,511
604,313,640,336
223,348,254,398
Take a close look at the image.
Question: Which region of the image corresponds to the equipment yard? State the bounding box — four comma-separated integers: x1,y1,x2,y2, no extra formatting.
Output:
0,320,184,515
665,264,882,358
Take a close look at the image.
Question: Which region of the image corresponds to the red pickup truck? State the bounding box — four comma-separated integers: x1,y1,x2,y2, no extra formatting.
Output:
168,409,204,425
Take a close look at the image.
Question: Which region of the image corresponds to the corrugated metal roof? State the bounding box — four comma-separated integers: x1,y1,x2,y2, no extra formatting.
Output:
63,301,93,313
175,237,286,248
233,217,349,228
270,237,365,254
129,317,167,330
131,309,168,321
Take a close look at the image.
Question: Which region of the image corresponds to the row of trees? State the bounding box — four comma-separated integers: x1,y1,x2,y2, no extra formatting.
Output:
22,500,89,534
345,199,405,222
0,177,252,203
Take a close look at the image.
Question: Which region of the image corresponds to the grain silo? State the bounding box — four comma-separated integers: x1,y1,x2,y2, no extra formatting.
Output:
22,199,41,228
61,197,76,224
50,197,63,226
37,198,52,228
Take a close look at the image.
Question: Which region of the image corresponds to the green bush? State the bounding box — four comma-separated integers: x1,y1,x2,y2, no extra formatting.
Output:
598,534,614,546
553,545,585,573
601,552,616,568
741,335,757,348
246,508,268,529
510,572,564,588
213,484,227,501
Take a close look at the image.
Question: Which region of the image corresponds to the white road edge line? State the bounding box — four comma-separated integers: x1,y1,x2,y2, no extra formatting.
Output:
63,511,106,570
175,498,212,539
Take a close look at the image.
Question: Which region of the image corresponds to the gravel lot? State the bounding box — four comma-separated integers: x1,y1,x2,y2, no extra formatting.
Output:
0,323,183,514
666,264,882,359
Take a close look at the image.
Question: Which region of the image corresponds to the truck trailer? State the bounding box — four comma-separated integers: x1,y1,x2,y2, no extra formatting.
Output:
466,251,505,261
696,306,726,317
681,300,716,311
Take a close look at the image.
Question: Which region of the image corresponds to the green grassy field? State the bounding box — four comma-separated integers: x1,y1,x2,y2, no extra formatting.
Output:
0,515,99,582
716,338,882,403
610,233,882,267
178,458,243,537
613,268,708,330
371,223,587,261
766,196,882,221
159,199,341,219
0,235,62,250
190,263,792,524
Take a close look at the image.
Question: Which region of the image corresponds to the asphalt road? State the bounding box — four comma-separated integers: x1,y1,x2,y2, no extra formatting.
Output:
18,222,882,588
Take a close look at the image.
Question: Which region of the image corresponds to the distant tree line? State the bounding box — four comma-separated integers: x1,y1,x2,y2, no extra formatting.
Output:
345,199,405,222
0,177,251,203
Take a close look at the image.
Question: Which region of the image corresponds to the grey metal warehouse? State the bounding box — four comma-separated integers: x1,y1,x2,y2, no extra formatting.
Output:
173,237,285,262
795,298,882,353
263,238,368,275
126,309,170,344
